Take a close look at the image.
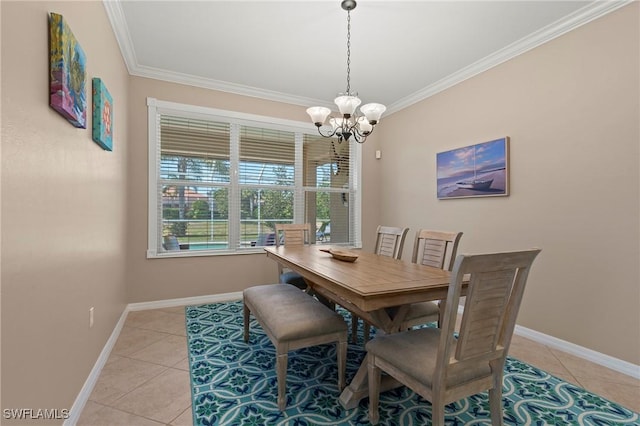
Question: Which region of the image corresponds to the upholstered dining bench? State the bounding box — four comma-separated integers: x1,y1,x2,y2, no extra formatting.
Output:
243,283,348,410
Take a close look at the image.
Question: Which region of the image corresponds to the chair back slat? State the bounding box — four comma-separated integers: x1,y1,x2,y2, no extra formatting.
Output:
421,239,447,268
274,223,312,277
456,269,515,359
436,249,541,381
374,226,409,260
275,223,311,247
412,230,463,271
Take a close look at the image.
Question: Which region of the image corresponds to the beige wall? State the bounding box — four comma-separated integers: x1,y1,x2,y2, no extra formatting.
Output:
374,3,639,364
1,1,129,420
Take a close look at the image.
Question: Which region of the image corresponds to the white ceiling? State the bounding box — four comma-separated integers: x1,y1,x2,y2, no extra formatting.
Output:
104,1,627,115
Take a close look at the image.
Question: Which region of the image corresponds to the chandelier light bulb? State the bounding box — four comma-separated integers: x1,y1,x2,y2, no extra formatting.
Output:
334,95,361,116
357,117,373,134
359,103,386,125
306,106,332,126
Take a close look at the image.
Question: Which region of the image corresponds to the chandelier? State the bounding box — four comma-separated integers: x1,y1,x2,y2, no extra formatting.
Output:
306,0,386,144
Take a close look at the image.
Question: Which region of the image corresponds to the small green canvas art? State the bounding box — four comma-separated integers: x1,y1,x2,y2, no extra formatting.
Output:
92,78,113,151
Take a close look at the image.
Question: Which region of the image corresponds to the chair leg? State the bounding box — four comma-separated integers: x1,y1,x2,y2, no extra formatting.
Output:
367,355,381,425
431,396,445,426
337,339,347,390
276,351,288,411
243,304,250,343
489,371,504,426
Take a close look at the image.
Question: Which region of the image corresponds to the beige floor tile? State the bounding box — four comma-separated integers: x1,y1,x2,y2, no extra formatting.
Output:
77,400,105,422
128,334,188,367
509,336,577,380
159,306,188,315
543,367,583,387
126,310,187,336
113,326,171,356
550,348,640,388
77,402,164,426
170,406,194,426
111,368,192,423
172,356,191,371
89,356,167,405
575,376,640,412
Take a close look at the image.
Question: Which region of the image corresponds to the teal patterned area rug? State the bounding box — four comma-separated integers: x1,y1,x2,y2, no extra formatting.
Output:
186,301,639,426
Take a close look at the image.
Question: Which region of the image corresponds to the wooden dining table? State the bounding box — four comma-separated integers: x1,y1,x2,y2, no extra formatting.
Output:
264,244,464,409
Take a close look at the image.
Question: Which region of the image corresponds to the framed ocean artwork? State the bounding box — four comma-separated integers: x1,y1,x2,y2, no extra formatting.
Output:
49,13,87,128
437,137,510,199
92,78,113,151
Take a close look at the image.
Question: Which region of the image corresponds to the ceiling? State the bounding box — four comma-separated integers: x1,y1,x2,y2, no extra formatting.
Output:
104,1,626,116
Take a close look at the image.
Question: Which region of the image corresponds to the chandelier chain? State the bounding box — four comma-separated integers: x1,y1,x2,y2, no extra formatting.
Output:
346,10,351,95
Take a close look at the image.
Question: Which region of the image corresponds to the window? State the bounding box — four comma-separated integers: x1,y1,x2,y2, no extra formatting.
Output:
147,98,361,257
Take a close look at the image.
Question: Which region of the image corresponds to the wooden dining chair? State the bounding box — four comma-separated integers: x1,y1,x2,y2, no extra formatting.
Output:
374,225,410,259
366,248,541,425
274,223,312,290
401,229,463,330
354,225,410,342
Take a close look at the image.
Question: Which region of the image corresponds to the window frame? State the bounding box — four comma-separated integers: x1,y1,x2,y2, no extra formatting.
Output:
146,97,362,258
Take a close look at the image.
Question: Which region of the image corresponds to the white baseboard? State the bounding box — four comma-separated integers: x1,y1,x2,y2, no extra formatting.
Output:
454,305,640,380
64,308,129,426
514,324,640,380
126,292,243,311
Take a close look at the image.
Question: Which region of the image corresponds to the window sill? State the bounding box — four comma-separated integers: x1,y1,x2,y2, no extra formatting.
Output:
146,248,267,259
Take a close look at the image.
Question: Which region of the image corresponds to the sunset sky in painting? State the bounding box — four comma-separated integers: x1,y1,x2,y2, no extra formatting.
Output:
437,137,507,179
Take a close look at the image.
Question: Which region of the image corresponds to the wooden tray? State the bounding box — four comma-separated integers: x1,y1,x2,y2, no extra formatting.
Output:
319,248,358,262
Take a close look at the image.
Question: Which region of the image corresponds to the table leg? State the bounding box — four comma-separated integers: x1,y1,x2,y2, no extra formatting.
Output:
338,304,411,409
339,354,403,409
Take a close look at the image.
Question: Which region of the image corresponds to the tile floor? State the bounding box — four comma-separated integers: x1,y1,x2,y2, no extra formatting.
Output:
78,304,640,425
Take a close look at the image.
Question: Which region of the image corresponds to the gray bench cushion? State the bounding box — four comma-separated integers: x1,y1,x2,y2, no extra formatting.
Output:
243,284,346,342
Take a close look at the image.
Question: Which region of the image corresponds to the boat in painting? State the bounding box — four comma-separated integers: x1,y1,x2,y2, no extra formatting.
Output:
456,144,493,190
456,178,493,190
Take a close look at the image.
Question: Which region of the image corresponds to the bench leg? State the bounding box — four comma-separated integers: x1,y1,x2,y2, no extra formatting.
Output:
337,339,347,390
243,303,250,343
276,351,288,410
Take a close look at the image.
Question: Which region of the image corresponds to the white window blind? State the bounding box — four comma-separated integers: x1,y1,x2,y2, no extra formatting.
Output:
147,98,361,258
237,126,297,249
158,115,231,253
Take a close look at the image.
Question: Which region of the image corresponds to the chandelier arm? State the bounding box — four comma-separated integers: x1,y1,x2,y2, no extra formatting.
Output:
315,125,339,139
351,126,365,144
351,121,376,144
345,118,359,133
352,131,366,144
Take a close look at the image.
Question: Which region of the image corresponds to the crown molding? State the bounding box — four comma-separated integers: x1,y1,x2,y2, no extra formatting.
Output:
102,0,137,75
385,0,634,115
130,64,335,110
104,0,633,115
